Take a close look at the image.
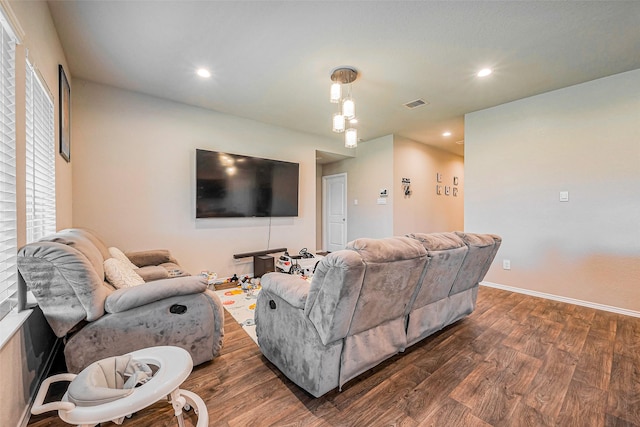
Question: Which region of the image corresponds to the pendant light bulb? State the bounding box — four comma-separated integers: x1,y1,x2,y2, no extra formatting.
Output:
345,128,358,148
342,98,355,120
333,113,345,133
330,83,341,103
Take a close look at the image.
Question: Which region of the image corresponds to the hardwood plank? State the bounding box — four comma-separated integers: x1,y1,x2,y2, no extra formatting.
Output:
450,347,542,425
606,413,640,427
502,317,563,359
523,347,576,418
553,316,591,362
574,328,615,391
418,397,491,427
501,401,555,427
404,348,480,421
614,316,640,359
556,379,608,427
607,353,640,425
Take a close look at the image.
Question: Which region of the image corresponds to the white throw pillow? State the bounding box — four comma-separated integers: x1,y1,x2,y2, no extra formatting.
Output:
108,247,139,270
104,258,145,289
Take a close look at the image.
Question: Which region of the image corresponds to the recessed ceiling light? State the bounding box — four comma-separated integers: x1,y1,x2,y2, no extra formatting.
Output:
442,131,452,137
477,68,492,77
196,68,211,78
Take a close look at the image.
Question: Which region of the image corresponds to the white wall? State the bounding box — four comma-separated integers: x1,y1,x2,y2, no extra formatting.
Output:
322,135,395,241
72,80,346,278
465,69,640,311
393,136,464,235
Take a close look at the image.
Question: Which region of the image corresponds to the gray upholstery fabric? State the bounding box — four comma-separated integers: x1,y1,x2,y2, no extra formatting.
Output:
105,276,208,313
135,265,169,282
450,232,502,295
256,231,501,397
18,241,111,336
18,229,224,373
256,291,342,397
304,250,366,345
344,236,427,335
126,249,174,267
261,273,310,309
126,249,188,278
65,291,223,373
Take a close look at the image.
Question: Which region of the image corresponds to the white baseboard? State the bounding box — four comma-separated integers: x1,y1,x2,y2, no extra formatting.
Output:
481,281,640,319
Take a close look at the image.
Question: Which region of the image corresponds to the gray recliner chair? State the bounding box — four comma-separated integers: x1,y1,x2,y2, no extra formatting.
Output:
17,228,224,373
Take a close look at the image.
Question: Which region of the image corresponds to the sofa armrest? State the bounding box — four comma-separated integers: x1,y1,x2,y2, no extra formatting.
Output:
125,249,174,268
136,265,169,282
261,273,310,309
104,276,207,313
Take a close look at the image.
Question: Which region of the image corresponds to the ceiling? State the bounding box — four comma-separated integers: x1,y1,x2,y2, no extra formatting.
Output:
47,1,640,157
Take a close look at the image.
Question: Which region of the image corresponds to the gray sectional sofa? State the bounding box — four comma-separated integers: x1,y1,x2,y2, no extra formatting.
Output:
17,228,225,373
255,231,501,397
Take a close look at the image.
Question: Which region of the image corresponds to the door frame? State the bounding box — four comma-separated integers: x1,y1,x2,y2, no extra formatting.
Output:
322,172,347,251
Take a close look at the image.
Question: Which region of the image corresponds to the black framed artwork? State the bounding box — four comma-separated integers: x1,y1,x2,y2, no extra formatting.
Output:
59,65,70,162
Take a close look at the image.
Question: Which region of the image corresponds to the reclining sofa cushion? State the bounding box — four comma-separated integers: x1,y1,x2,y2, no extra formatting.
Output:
406,232,468,305
404,232,470,345
304,250,366,345
339,236,428,386
451,232,502,295
18,239,112,337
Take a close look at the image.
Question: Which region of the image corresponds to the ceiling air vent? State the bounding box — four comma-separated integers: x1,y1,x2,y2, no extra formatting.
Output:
403,99,429,109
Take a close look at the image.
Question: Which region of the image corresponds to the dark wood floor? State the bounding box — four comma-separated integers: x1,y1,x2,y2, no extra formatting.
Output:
28,286,640,427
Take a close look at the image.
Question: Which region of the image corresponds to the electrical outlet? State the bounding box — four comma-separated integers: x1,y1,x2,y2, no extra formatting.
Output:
503,259,511,270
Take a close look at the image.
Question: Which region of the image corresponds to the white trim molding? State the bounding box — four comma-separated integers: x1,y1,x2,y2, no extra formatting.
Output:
481,281,640,319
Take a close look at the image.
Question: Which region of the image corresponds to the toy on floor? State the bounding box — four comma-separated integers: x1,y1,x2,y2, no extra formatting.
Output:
31,346,208,427
199,271,218,286
276,248,324,276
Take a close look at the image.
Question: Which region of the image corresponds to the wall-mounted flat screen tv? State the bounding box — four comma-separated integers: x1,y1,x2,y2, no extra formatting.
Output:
196,149,299,218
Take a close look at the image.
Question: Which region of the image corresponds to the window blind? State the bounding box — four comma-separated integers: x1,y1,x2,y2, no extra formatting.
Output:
26,60,55,244
0,12,17,320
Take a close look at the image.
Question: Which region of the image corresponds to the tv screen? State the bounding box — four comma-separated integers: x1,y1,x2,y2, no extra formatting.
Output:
196,149,299,218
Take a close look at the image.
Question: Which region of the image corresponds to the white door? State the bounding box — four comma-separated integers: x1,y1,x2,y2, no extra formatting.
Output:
322,173,347,252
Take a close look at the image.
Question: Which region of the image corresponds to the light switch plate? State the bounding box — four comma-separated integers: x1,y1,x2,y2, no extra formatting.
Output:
559,191,569,202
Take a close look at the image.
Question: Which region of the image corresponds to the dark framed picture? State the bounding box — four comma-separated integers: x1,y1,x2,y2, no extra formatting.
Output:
59,65,70,162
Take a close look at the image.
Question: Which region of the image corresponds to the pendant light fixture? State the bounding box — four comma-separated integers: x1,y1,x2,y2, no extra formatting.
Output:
329,67,359,148
345,128,358,148
332,113,346,133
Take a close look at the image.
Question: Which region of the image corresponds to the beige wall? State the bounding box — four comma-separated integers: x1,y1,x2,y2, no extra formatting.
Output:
321,134,464,244
321,135,395,241
393,136,464,235
2,1,70,426
72,80,346,278
465,69,640,312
